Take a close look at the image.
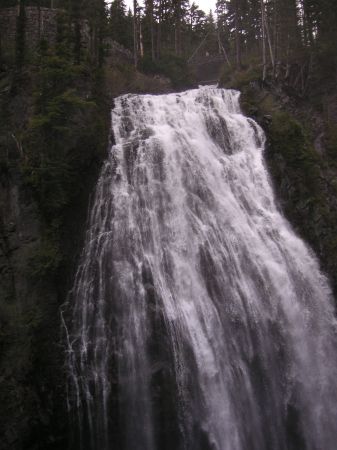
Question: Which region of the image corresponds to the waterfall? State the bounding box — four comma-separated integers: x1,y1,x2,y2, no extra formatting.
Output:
64,86,337,450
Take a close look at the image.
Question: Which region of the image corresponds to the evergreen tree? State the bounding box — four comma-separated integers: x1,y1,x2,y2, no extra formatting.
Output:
15,0,26,70
109,0,131,49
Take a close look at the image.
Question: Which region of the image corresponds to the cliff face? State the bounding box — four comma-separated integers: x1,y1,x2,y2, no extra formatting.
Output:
0,7,58,56
0,63,109,448
0,168,67,450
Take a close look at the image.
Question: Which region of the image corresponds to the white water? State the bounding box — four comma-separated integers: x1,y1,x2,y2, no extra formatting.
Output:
65,87,337,450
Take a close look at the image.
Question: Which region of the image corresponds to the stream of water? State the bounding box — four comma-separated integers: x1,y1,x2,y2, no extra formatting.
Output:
64,87,337,450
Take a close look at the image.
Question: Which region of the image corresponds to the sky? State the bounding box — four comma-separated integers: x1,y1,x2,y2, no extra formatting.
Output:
192,0,217,12
123,0,217,14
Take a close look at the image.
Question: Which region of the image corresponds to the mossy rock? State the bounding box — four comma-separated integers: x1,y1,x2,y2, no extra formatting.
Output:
261,109,337,297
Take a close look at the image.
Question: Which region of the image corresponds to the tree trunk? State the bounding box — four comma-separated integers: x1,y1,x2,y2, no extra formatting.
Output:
235,0,241,68
139,19,144,58
156,0,162,58
150,0,155,60
37,0,41,41
15,0,26,69
133,0,138,67
260,0,267,80
174,0,181,56
264,10,275,71
273,0,278,70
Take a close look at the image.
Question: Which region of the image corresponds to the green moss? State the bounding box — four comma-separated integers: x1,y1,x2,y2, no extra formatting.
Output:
263,109,337,294
220,65,261,90
28,239,62,278
0,297,43,376
326,125,337,160
139,54,193,88
269,112,320,171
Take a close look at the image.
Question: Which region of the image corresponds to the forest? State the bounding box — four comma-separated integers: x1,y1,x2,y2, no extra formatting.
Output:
2,0,336,82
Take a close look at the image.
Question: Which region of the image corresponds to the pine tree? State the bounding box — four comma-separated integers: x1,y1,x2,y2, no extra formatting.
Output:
110,0,131,49
15,0,26,69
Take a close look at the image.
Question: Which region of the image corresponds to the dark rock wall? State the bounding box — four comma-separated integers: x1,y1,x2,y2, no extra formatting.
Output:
234,80,337,300
0,51,109,448
0,7,58,54
0,168,66,450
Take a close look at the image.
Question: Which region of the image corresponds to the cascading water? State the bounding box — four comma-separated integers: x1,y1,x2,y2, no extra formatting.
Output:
64,86,337,450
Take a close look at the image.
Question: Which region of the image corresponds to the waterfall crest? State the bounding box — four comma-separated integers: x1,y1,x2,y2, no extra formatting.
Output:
65,87,337,450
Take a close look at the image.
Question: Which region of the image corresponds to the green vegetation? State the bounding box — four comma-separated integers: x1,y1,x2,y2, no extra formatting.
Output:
267,111,337,290
220,62,261,90
0,5,109,447
326,125,337,162
139,53,193,88
22,69,107,276
217,0,337,83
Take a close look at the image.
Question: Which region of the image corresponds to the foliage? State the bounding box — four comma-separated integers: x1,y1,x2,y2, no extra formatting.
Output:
216,0,337,87
23,51,100,220
221,62,261,90
325,125,337,162
268,112,322,194
139,53,192,87
8,15,110,278
266,110,337,262
107,0,218,81
109,0,133,50
15,1,26,69
29,237,62,278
